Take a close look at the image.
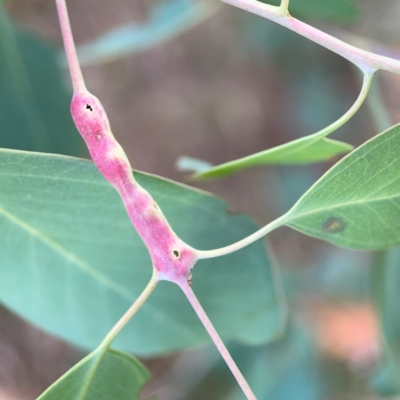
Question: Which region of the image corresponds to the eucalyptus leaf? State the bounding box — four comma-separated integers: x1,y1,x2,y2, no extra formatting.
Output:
0,8,84,156
192,135,352,180
0,149,282,356
282,124,400,250
38,348,151,400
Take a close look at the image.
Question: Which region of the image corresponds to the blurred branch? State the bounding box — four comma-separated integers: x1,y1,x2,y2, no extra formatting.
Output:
59,0,220,66
219,0,400,74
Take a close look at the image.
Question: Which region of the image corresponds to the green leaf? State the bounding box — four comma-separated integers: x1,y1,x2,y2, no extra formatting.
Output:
38,348,151,400
0,8,84,156
281,124,400,250
0,149,283,356
262,0,358,22
193,135,353,180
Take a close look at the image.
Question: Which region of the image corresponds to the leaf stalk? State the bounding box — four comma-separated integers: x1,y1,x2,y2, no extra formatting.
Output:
278,0,289,16
195,71,374,259
99,269,159,350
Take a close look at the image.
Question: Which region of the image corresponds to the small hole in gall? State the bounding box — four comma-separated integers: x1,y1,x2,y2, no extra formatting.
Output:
172,250,180,259
86,104,93,112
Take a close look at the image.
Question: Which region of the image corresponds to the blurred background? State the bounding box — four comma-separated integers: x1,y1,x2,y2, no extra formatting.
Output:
1,0,400,398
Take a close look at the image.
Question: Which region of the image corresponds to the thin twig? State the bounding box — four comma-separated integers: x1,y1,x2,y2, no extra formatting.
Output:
195,71,373,259
55,0,86,91
196,213,288,259
220,0,400,74
100,269,158,349
179,281,256,400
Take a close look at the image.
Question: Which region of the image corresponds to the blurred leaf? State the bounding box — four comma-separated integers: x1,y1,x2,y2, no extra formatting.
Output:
0,149,283,356
192,135,352,180
263,0,358,22
370,248,400,395
176,155,213,175
0,8,84,156
38,348,151,400
282,124,400,250
190,326,323,400
72,0,218,65
284,249,371,301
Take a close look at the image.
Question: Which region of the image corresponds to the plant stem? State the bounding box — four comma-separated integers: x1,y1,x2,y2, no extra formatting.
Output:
279,0,289,16
55,0,86,91
314,70,374,138
179,281,256,400
366,76,392,132
99,270,158,349
196,214,287,259
220,0,400,74
195,71,373,259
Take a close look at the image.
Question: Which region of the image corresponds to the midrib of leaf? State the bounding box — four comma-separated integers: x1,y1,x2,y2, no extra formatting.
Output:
75,350,148,400
292,132,396,201
261,133,325,160
199,134,324,176
285,193,400,222
235,133,323,163
284,128,400,220
0,206,134,300
77,349,107,400
0,204,197,342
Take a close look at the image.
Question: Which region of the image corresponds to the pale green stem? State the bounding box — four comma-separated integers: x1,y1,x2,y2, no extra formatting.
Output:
196,213,288,259
313,70,374,139
366,77,392,132
278,0,289,16
99,269,158,349
195,72,373,260
179,281,256,400
220,0,400,74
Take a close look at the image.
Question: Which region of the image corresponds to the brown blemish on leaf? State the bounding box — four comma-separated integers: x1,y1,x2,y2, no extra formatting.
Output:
322,217,346,234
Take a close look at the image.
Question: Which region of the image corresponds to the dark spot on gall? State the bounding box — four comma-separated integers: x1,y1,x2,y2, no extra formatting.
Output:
172,250,180,258
187,272,193,286
86,104,93,112
322,217,346,234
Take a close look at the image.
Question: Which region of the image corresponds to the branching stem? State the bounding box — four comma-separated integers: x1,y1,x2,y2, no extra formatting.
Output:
220,0,400,74
278,0,289,16
196,70,373,259
179,281,256,400
314,70,374,138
